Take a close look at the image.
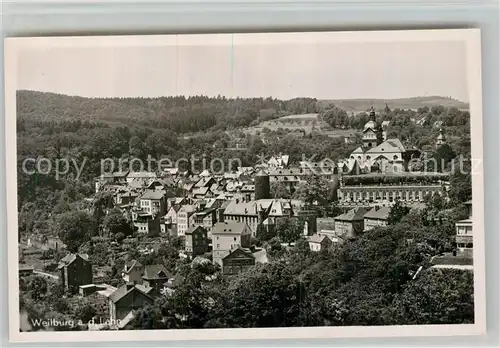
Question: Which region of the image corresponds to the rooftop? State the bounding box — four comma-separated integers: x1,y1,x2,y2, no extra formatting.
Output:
364,206,391,220
334,207,369,222
140,190,164,200
143,264,169,280
212,221,250,235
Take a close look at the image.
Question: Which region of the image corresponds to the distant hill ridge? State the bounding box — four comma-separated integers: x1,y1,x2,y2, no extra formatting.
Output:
16,90,469,132
317,96,469,112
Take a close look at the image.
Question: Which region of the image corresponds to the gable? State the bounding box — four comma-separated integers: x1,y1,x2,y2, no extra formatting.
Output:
223,248,254,261
118,289,153,307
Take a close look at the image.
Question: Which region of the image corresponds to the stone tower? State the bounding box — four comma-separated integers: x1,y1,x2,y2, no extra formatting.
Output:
254,169,271,200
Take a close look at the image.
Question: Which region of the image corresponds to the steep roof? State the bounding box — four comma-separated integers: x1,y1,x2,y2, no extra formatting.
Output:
140,190,164,200
221,247,255,261
143,264,169,280
58,253,89,268
351,147,364,154
212,221,250,235
109,284,153,303
127,171,157,179
334,207,369,222
308,234,331,244
367,138,406,154
185,225,207,235
364,206,391,220
123,260,143,274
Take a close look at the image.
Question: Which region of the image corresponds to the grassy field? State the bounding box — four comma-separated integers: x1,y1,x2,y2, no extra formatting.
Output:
242,113,358,138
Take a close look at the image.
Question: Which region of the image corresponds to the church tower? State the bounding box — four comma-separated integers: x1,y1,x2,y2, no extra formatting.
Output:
362,107,383,149
436,128,446,148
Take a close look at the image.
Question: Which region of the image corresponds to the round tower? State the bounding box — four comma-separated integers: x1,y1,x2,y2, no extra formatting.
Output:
254,170,271,200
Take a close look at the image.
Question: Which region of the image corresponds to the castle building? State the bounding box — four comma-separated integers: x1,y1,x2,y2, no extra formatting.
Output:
347,108,421,173
337,172,449,206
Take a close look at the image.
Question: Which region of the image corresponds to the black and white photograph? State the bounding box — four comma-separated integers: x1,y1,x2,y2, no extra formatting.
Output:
4,29,485,342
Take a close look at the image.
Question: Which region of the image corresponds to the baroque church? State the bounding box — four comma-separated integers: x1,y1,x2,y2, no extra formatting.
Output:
339,107,421,174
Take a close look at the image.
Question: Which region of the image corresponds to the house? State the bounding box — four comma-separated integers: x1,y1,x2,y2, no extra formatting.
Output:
316,217,336,239
221,247,255,277
267,154,290,169
177,204,196,236
138,190,166,217
122,260,144,284
191,208,218,237
223,198,303,235
58,253,93,293
126,171,157,184
194,177,216,189
108,283,154,323
142,264,170,292
455,200,473,257
308,234,333,252
363,206,391,231
211,222,252,266
334,207,369,238
185,226,209,257
164,205,181,224
133,215,161,236
191,186,212,198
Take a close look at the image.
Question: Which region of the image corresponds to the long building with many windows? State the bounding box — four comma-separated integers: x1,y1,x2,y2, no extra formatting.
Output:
337,172,449,206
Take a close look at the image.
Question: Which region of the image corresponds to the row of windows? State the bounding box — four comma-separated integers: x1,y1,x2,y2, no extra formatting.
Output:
343,190,438,200
225,215,258,224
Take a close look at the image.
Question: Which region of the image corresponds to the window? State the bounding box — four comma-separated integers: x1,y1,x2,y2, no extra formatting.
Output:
234,237,237,241
217,244,220,248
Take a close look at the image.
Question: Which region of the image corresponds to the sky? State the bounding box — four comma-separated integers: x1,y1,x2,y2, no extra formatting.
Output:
16,34,469,102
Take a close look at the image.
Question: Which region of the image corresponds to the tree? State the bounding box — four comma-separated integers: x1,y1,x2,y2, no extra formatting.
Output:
103,208,133,238
391,268,474,324
217,262,307,328
276,218,303,244
55,211,96,252
270,182,291,199
255,223,274,243
28,276,48,300
387,200,411,225
75,303,96,324
433,143,456,172
292,175,336,207
448,171,472,205
132,305,169,329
